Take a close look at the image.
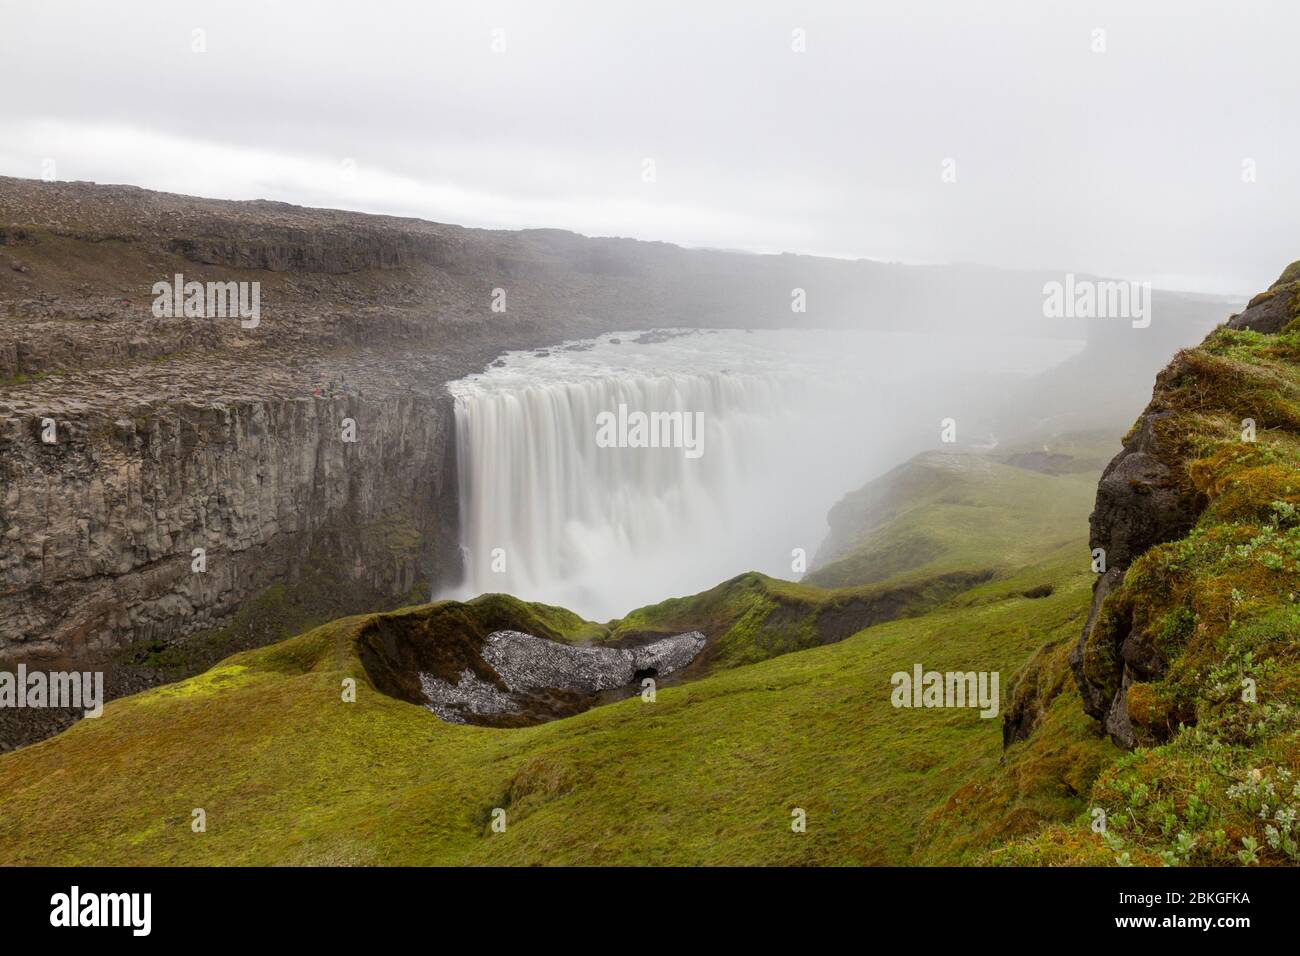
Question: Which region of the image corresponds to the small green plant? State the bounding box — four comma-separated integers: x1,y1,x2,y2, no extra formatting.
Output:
1226,767,1300,862
1237,836,1260,865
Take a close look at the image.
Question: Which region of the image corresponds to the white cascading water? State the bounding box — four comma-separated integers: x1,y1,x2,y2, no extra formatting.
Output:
445,329,1084,621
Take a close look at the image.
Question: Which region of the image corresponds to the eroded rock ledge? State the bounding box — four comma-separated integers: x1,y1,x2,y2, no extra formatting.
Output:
1066,403,1201,747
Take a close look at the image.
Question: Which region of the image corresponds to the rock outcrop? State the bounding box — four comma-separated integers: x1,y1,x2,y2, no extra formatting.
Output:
1067,404,1201,744
1225,263,1300,334
1069,265,1300,748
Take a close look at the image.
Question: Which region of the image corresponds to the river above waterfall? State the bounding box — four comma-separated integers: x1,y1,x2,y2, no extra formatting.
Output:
443,328,1084,621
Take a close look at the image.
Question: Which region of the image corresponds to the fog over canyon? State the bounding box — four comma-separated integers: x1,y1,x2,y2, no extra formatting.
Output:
446,328,1084,619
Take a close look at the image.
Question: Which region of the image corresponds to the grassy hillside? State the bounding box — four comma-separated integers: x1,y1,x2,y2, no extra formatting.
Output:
805,445,1103,590
604,568,994,673
609,448,1103,674
0,445,1111,866
0,546,1105,866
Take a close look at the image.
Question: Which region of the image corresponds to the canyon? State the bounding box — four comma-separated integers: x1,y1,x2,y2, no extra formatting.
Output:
0,216,1295,864
0,176,1229,748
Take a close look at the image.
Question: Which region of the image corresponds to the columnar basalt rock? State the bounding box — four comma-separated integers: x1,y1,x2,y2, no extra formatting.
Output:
0,387,458,664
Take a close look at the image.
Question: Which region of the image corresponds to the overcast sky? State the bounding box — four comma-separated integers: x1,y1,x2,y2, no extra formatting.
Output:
1,0,1295,295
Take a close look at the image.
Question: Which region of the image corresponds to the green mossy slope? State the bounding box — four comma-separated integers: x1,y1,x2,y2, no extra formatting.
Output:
606,568,993,672
0,546,1098,865
805,448,1100,590
982,314,1300,866
0,439,1110,865
610,447,1101,674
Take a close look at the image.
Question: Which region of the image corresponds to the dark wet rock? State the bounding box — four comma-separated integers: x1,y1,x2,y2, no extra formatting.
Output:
1087,410,1199,571
1104,672,1137,750
1069,566,1125,726
1227,264,1300,333
1226,284,1294,333
1121,624,1167,682
1068,403,1199,744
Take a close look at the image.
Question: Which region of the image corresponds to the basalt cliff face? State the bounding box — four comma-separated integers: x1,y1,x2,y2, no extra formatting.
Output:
1,389,456,660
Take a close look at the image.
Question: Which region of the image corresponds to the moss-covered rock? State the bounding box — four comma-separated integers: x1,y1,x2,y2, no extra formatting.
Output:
1003,272,1300,866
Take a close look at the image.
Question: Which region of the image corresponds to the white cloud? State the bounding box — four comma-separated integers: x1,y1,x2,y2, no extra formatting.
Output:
0,0,1295,295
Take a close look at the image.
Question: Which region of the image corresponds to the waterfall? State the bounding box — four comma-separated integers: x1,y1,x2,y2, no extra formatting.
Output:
444,329,1086,620
451,365,804,619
